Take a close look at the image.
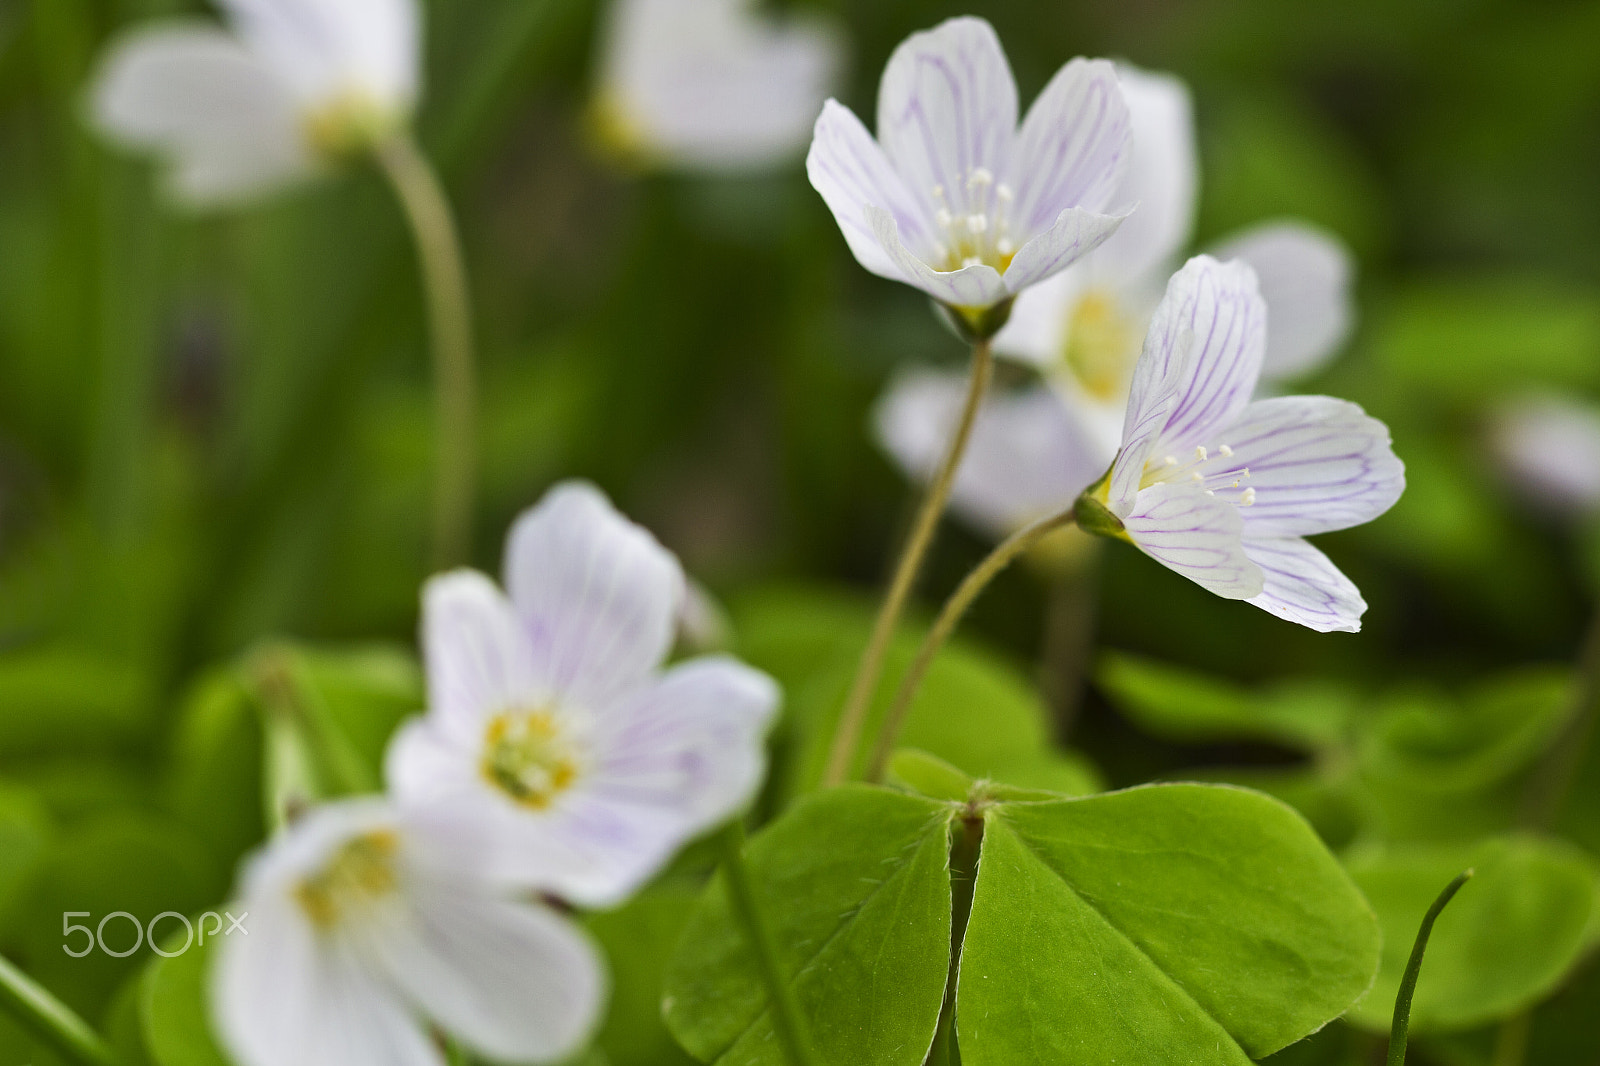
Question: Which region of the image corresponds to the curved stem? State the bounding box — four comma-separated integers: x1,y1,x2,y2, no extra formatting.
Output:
823,339,994,786
0,953,115,1066
1520,606,1600,828
717,822,820,1066
865,509,1078,784
1387,869,1473,1066
374,131,478,570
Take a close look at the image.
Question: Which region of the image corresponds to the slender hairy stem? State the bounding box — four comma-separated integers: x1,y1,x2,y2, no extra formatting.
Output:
0,953,115,1066
1387,869,1473,1066
1520,607,1600,828
374,131,478,570
865,509,1078,783
717,822,820,1066
823,339,995,785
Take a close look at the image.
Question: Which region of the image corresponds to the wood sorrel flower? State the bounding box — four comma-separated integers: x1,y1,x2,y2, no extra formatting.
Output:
1490,393,1600,515
875,66,1360,545
1076,254,1404,632
89,0,419,205
592,0,843,172
213,798,603,1066
806,16,1132,325
386,481,778,907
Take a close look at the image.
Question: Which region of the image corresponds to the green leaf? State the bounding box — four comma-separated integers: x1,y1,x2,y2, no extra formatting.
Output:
957,784,1381,1065
163,668,265,869
887,749,974,802
1359,669,1571,793
140,923,230,1066
587,881,700,1066
0,781,52,934
0,646,152,756
1345,836,1598,1032
734,587,1096,796
1097,652,1355,752
664,787,953,1066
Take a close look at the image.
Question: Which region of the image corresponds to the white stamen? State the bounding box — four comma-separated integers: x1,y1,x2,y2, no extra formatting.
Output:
968,167,993,187
1218,444,1234,458
961,256,983,268
1194,446,1208,461
1240,488,1256,506
997,237,1014,255
935,209,953,229
1191,472,1204,483
1164,455,1178,467
967,214,988,233
996,183,1014,202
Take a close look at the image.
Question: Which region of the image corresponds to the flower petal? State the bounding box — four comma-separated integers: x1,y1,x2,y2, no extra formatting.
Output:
1218,395,1404,537
89,25,313,207
602,0,842,170
875,371,1108,537
220,0,419,108
1009,57,1131,238
1490,393,1600,514
990,263,1089,369
1001,204,1130,295
588,656,778,836
378,870,606,1064
807,100,938,279
1088,64,1196,288
504,481,685,709
1122,482,1263,599
1108,255,1266,507
867,205,1009,308
1211,221,1354,382
1243,536,1366,632
421,571,539,744
875,17,1017,220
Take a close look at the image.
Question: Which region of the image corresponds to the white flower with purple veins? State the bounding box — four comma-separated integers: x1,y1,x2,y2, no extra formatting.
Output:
1490,393,1600,515
593,0,843,172
213,798,603,1066
387,481,778,907
89,0,418,205
807,17,1133,324
875,64,1358,539
1075,255,1404,632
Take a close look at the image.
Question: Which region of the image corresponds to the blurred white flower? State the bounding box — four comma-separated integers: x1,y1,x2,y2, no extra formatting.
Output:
1078,255,1403,632
1490,394,1600,515
89,0,419,206
214,797,603,1066
876,65,1356,541
387,480,778,908
807,16,1132,318
593,0,843,172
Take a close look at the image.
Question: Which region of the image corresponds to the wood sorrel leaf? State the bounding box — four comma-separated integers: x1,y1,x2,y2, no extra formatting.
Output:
663,787,953,1066
957,784,1380,1065
1345,836,1598,1032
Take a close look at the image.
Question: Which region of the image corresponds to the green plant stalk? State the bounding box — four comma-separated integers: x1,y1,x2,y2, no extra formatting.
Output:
1038,543,1103,743
717,821,821,1066
823,338,995,786
374,130,479,570
1520,607,1600,828
0,953,115,1066
1387,869,1473,1066
865,509,1078,783
1490,1010,1530,1066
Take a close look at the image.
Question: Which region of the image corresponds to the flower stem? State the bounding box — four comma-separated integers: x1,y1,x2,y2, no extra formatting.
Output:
374,130,478,570
717,822,820,1066
1520,606,1600,829
1386,869,1473,1066
864,509,1078,784
823,338,995,785
0,953,115,1066
1039,545,1102,743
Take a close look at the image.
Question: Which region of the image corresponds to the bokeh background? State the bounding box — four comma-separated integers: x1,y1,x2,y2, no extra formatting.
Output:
2,0,1600,1064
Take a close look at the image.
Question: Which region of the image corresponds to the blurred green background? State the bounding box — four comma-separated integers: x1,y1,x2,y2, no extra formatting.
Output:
2,0,1600,1064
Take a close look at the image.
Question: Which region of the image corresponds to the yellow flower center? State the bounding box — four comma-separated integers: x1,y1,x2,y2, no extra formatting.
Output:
930,168,1017,274
303,90,402,161
481,708,581,809
295,830,400,929
1060,290,1139,403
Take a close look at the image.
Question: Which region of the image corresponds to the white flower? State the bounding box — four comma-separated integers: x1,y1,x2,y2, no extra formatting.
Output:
875,65,1357,541
213,797,604,1066
1077,255,1403,633
386,481,778,908
806,17,1132,319
593,0,843,172
1489,393,1600,515
89,0,419,206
